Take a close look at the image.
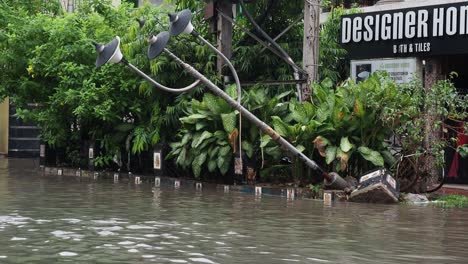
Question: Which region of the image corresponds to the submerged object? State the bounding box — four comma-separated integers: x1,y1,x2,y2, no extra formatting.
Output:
349,168,399,203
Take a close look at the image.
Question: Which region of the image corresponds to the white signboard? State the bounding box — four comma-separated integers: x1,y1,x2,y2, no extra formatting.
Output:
153,152,161,170
351,58,420,84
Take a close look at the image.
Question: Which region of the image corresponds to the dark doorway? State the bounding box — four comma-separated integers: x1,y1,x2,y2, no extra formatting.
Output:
442,55,468,184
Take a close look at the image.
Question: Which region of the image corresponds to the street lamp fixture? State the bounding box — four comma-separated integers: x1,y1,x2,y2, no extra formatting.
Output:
93,37,123,67
147,31,170,60
92,23,350,192
168,9,194,36
136,18,146,29
92,36,200,93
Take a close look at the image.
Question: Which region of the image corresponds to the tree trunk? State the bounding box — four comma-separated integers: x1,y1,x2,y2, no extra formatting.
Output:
302,0,320,101
418,57,444,192
67,0,74,13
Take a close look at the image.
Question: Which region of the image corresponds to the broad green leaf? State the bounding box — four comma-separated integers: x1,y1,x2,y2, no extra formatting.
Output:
321,78,334,89
204,93,221,114
180,114,206,124
276,90,292,100
197,152,207,167
242,140,254,158
217,154,231,175
354,99,365,117
296,145,306,153
325,146,337,164
226,84,238,100
219,145,231,156
221,112,237,133
260,134,272,148
209,146,220,159
195,122,207,131
340,137,353,152
219,156,231,175
176,147,187,167
193,131,213,149
192,163,201,178
316,105,329,123
217,155,225,169
271,116,291,137
208,159,217,172
180,133,191,146
381,150,397,166
358,146,384,166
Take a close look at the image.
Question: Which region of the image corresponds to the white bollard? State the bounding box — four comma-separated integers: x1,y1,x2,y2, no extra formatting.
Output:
323,191,334,206
287,188,295,200
155,177,161,187
255,186,262,196
135,176,141,185
224,185,230,193
196,182,202,190
113,173,119,183
93,172,99,180
174,180,180,189
57,169,62,176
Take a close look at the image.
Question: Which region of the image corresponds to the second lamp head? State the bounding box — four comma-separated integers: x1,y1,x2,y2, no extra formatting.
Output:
147,31,171,59
168,9,194,36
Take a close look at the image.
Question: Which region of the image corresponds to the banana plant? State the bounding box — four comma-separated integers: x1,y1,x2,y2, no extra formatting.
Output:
168,84,293,178
261,73,412,178
167,85,250,178
310,73,411,175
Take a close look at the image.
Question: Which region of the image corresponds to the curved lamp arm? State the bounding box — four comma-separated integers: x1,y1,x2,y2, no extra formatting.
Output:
121,58,200,93
192,31,241,104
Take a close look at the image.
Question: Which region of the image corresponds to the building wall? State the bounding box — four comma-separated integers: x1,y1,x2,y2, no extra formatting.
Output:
0,98,9,155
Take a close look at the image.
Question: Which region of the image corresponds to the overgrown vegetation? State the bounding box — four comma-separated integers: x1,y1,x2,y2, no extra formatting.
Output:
432,195,468,208
1,0,466,188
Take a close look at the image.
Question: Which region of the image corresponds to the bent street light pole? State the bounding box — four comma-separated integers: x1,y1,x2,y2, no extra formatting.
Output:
93,36,350,191
161,48,349,190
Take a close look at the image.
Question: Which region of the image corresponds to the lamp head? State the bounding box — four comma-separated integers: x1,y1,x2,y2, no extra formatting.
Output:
136,18,146,28
93,36,123,67
168,9,194,36
147,31,170,60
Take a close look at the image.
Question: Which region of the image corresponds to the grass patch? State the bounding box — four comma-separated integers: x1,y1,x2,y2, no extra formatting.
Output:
431,194,468,208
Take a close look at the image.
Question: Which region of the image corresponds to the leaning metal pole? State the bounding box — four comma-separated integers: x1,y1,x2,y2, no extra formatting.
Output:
161,48,349,190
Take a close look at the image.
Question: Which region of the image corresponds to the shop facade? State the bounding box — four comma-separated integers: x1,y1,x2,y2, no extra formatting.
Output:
340,0,468,183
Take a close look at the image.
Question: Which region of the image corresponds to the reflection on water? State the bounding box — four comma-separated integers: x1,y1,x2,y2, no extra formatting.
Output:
1,159,468,263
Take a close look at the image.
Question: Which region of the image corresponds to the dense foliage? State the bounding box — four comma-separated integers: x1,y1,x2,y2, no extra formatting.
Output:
1,0,214,170
1,0,466,187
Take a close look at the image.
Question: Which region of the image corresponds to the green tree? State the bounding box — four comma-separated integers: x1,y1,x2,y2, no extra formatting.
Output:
0,0,213,170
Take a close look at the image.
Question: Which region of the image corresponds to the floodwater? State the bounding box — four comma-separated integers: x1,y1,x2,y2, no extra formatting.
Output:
0,159,468,264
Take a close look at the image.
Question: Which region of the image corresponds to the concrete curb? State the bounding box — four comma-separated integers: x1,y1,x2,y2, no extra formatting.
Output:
39,166,326,200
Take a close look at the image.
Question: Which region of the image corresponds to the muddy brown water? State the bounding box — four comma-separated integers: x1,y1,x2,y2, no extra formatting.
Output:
0,158,468,263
